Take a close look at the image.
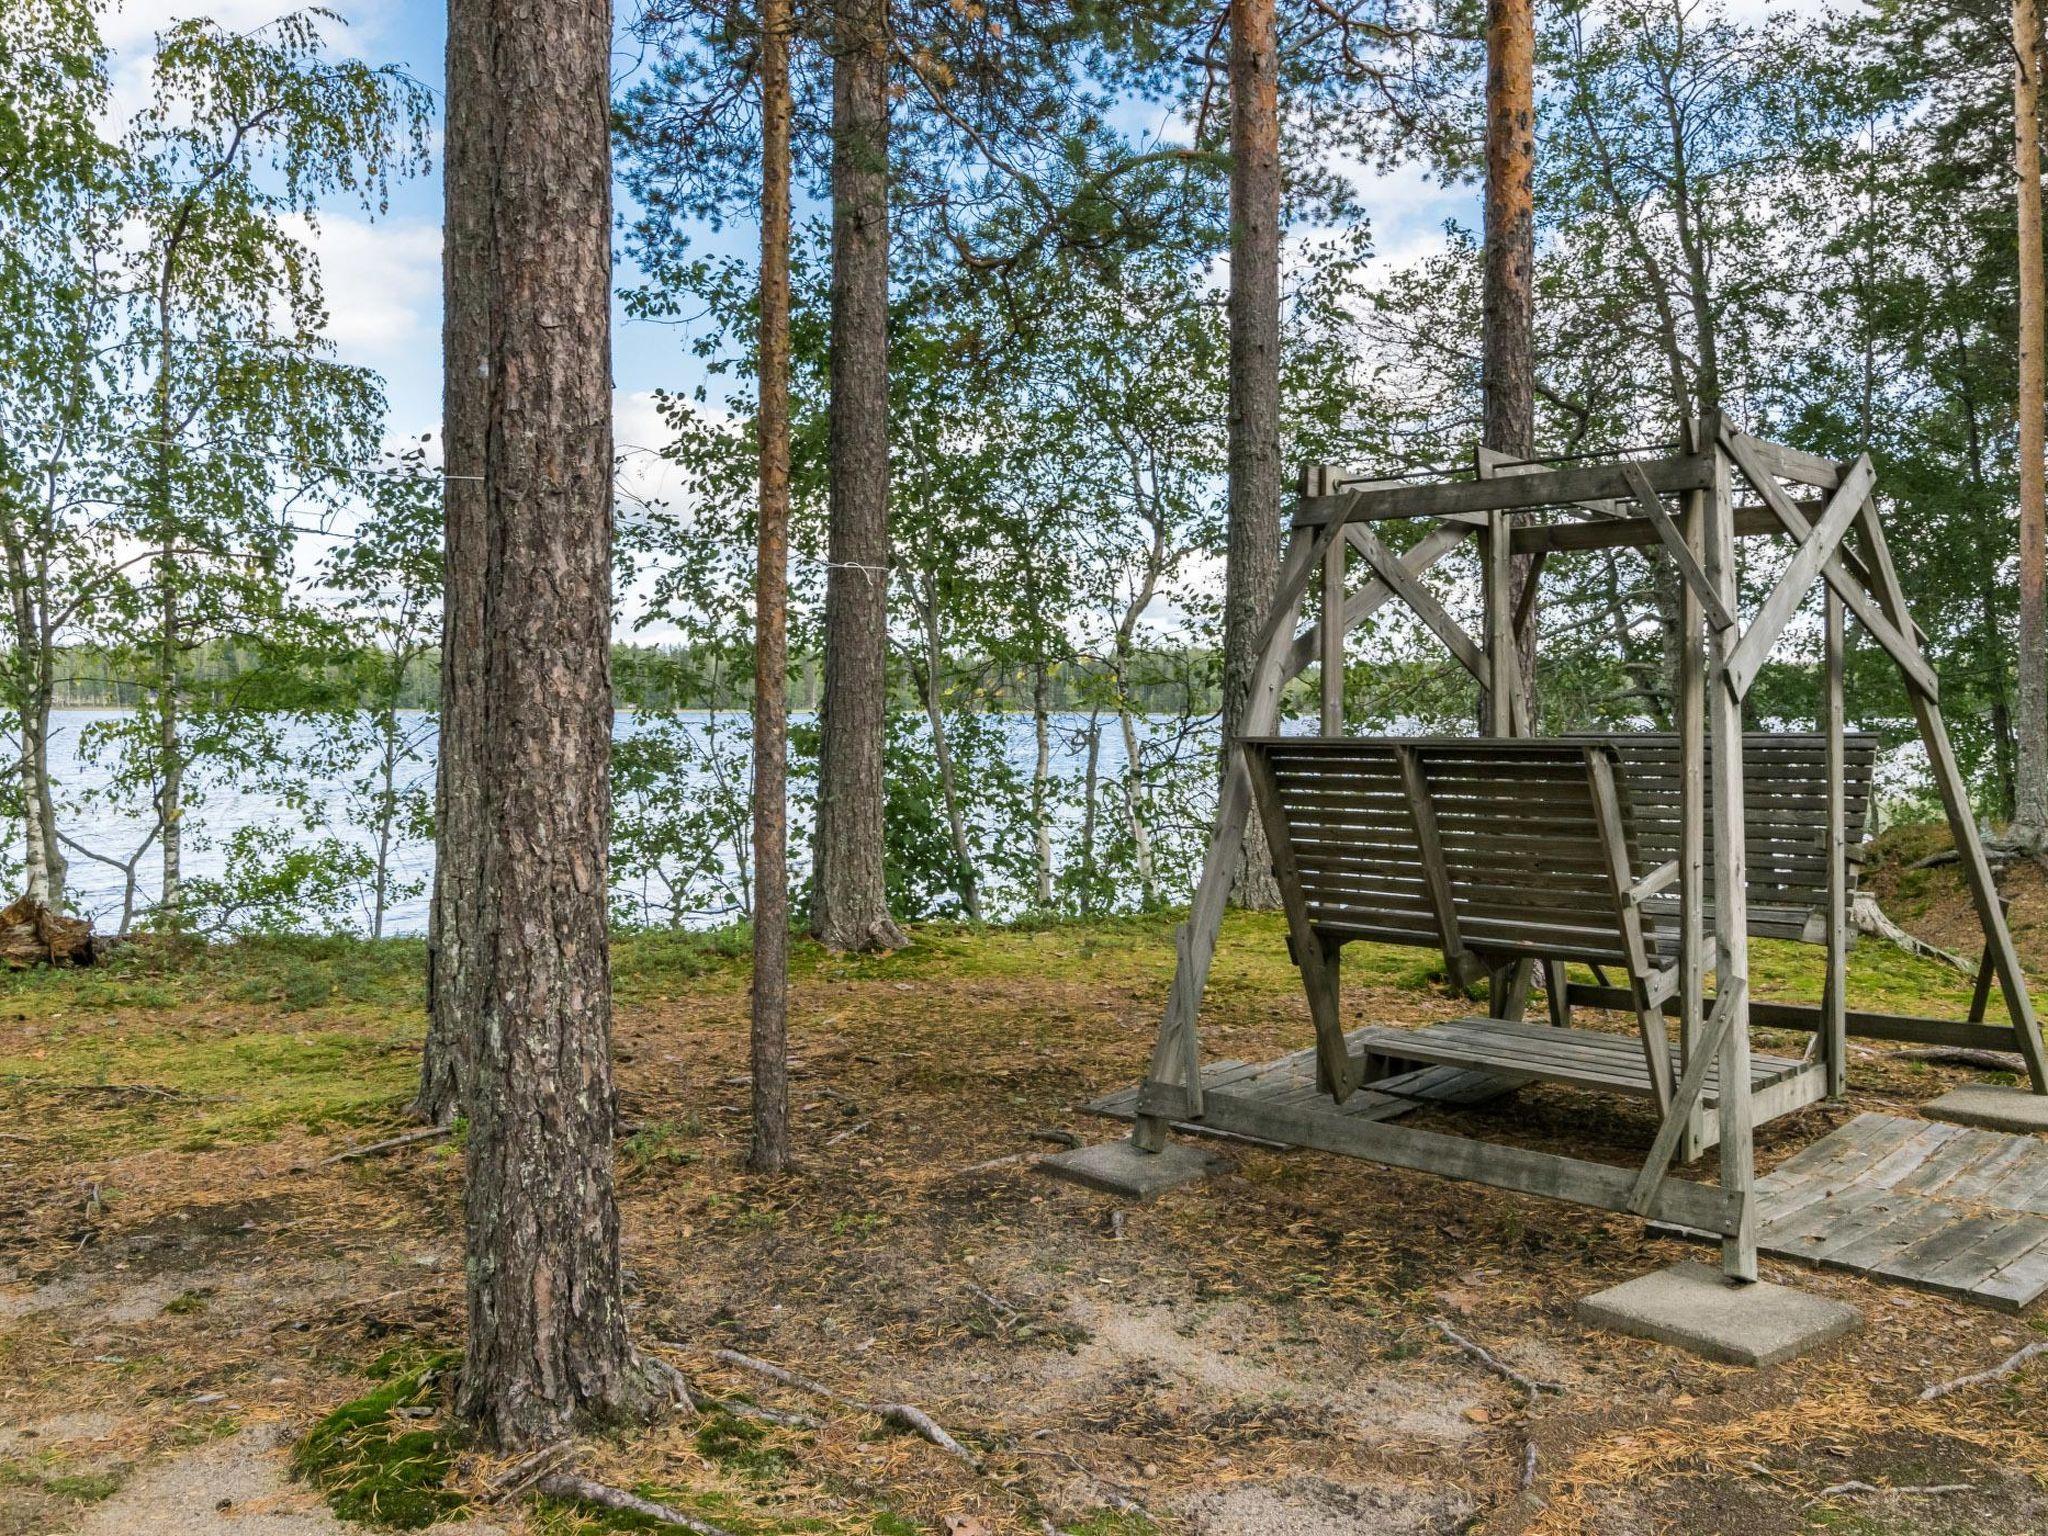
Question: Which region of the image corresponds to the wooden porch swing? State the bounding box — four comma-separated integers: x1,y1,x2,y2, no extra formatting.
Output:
1128,413,2048,1281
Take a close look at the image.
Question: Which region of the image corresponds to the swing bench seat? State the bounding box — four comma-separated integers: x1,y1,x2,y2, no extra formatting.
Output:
1243,735,1695,1108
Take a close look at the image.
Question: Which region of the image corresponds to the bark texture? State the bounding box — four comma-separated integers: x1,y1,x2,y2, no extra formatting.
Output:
751,0,793,1175
417,0,496,1127
1223,0,1283,909
809,0,906,952
1483,0,1538,724
2016,0,2048,839
444,0,660,1448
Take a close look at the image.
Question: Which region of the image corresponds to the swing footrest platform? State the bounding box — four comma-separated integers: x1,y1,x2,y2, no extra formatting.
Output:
1356,1017,1807,1103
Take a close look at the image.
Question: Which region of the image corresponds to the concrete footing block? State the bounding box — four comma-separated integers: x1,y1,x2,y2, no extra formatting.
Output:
1922,1084,2048,1133
1039,1138,1218,1199
1576,1261,1861,1366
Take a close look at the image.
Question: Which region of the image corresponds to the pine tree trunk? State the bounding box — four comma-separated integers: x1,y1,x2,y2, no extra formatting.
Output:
1483,0,1538,724
2015,0,2048,840
810,0,906,951
418,0,499,1126
444,0,664,1448
1223,0,1282,909
751,0,794,1176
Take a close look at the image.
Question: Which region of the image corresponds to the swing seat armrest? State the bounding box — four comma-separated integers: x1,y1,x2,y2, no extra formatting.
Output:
1624,859,1680,908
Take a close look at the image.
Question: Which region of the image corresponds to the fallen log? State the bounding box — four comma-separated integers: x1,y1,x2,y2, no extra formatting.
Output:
0,896,95,968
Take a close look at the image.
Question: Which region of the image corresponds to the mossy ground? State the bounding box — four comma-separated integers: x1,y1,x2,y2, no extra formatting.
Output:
0,835,2045,1533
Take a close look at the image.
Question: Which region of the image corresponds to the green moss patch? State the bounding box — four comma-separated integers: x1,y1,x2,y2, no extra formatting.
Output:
0,1456,124,1504
293,1350,464,1530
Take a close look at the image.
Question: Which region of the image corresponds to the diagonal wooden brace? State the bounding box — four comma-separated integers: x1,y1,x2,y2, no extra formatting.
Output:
1724,455,1877,700
1627,976,1747,1215
1348,523,1491,687
1283,521,1470,677
1720,429,1940,701
1624,464,1736,633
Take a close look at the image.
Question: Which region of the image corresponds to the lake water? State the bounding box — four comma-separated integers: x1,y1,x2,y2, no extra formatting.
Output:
30,707,1233,936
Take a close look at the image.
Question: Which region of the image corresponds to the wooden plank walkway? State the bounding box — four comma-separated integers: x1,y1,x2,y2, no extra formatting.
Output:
1084,1028,1525,1143
1736,1112,2048,1310
1088,1039,2048,1310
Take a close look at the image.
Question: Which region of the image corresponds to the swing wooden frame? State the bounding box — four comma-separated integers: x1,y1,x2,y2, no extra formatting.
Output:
1129,412,2048,1280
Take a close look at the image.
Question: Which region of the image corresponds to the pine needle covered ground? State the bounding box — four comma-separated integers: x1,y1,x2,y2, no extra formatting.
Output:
3,836,2048,1535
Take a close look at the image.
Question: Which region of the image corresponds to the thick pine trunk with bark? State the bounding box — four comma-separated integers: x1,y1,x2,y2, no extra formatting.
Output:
443,0,663,1448
810,0,906,952
1223,0,1283,909
2016,0,2048,839
417,0,497,1126
751,0,793,1175
1483,0,1538,725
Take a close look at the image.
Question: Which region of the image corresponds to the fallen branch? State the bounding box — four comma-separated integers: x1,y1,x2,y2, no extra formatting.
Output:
314,1126,454,1167
1851,894,1973,975
534,1473,738,1535
1920,1338,2048,1401
714,1348,978,1467
482,1442,573,1500
1818,1479,1974,1498
1890,1047,2026,1074
1029,1127,1083,1149
952,1151,1036,1177
873,1400,976,1464
1431,1318,1566,1403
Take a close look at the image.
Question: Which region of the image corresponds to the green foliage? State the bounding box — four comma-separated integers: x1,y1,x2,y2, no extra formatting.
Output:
293,1351,464,1530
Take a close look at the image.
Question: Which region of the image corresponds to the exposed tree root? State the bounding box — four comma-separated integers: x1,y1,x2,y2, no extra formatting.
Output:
1890,1046,2027,1073
534,1472,739,1535
714,1347,979,1468
1851,893,1974,974
1920,1338,2048,1401
312,1125,454,1166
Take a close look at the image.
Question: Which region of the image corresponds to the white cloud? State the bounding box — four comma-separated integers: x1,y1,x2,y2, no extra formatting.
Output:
287,213,441,358
614,388,697,515
99,0,402,52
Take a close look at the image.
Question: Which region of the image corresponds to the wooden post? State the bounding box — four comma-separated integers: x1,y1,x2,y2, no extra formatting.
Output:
1678,460,1708,1163
1133,521,1329,1148
1703,423,1757,1281
1476,454,1532,1013
1316,467,1345,734
1824,588,1848,1098
1474,452,1513,735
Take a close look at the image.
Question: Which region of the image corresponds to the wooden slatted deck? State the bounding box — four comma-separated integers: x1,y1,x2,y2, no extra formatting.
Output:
1731,1112,2048,1310
1084,1027,1525,1140
1354,1016,1808,1101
